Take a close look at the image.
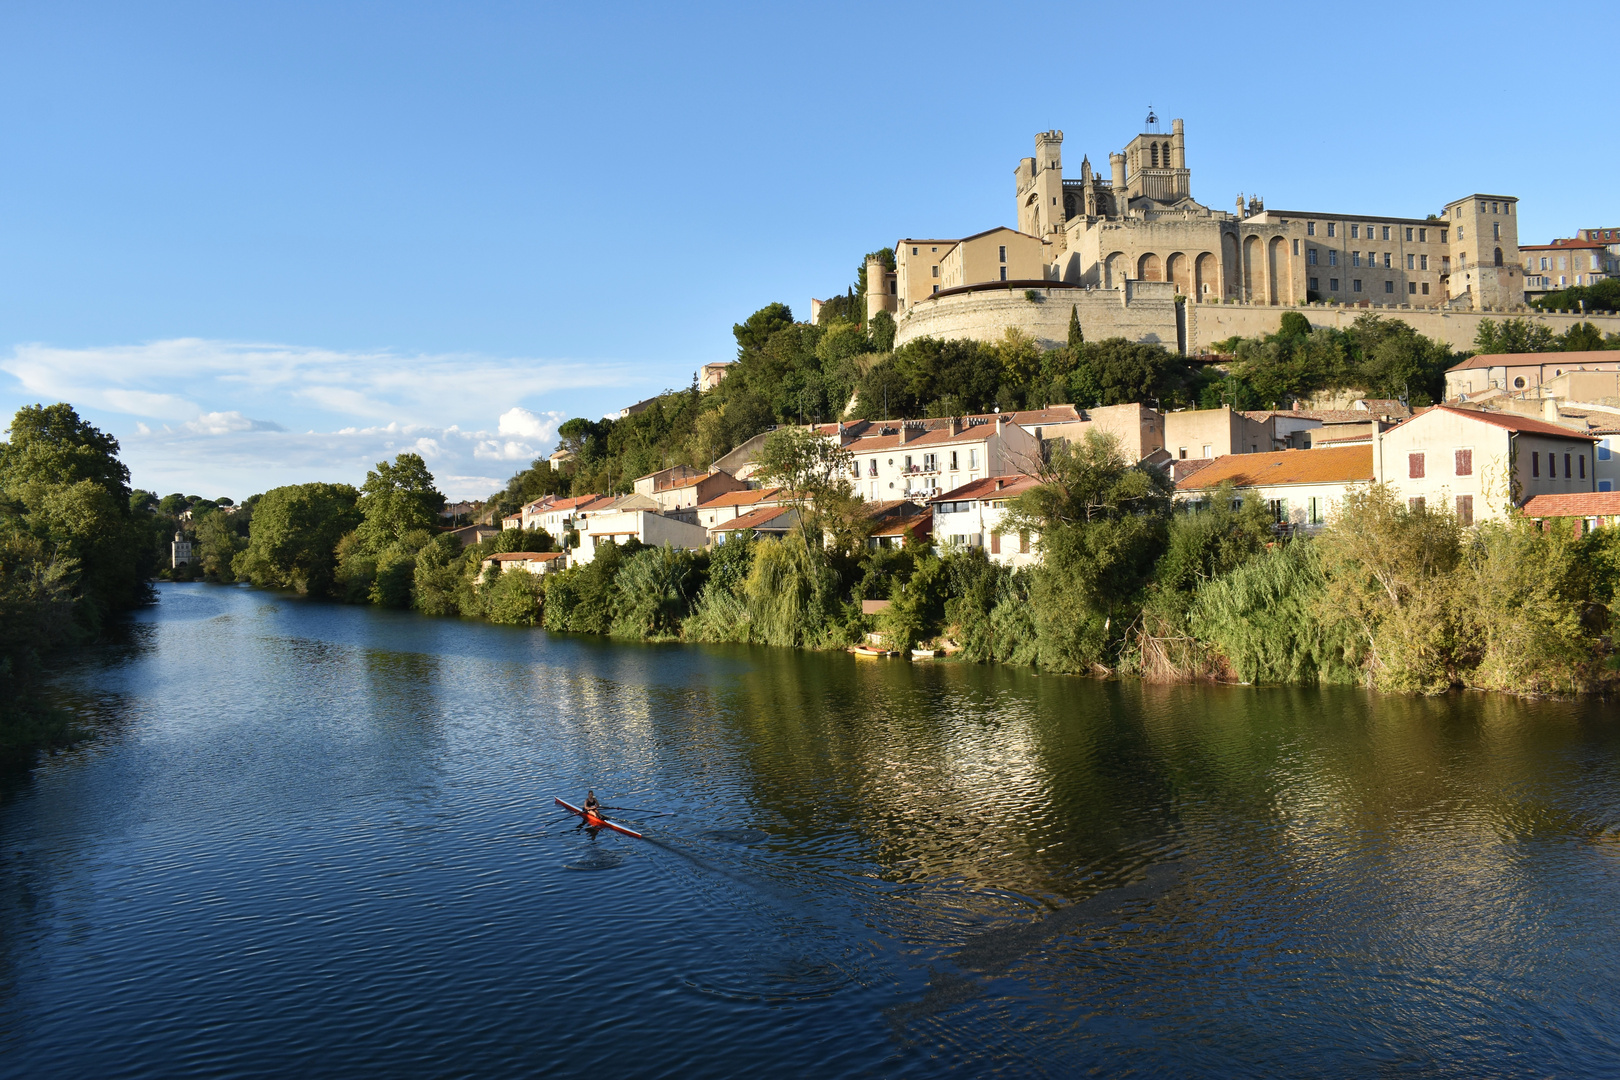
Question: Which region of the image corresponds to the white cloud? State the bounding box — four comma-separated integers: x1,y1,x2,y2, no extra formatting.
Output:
183,411,286,435
0,337,645,501
498,405,564,441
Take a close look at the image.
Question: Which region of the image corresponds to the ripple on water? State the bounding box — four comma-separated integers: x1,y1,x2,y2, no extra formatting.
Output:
699,827,770,845
563,848,626,872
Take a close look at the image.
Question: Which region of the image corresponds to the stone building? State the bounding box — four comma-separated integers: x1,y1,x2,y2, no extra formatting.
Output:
877,113,1531,353
1522,239,1611,301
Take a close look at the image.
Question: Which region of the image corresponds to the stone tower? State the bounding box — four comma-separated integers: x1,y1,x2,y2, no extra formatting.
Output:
1445,194,1523,310
865,254,898,322
1015,130,1065,241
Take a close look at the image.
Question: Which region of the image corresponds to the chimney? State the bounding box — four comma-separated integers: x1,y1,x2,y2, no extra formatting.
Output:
1543,398,1560,423
949,416,962,436
996,414,1006,434
898,423,911,446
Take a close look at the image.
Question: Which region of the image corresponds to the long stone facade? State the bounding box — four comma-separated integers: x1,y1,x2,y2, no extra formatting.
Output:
1187,302,1620,355
873,113,1554,354
893,280,1179,351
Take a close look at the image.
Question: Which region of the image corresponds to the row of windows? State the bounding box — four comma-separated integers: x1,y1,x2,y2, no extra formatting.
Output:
1305,222,1448,243
1528,254,1603,271
1310,277,1431,295
1408,450,1472,479
1406,495,1476,525
1530,451,1587,480
855,450,982,478
1308,249,1445,270
1452,200,1511,218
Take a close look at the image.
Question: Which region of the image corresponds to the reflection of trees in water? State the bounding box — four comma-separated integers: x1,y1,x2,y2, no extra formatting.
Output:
687,649,1183,908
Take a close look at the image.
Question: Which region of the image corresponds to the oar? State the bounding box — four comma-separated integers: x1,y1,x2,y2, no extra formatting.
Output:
602,805,676,817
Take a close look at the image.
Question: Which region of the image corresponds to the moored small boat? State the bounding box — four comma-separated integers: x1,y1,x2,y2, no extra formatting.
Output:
849,644,894,658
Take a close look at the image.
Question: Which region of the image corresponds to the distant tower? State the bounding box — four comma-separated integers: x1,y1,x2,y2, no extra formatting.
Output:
1445,194,1523,310
1015,130,1066,240
865,253,897,322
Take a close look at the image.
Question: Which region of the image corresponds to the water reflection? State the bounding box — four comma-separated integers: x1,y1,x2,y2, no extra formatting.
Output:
0,583,1617,1077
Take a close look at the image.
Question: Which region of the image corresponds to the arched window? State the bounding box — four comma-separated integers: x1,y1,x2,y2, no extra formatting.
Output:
1150,142,1160,168
1494,247,1503,267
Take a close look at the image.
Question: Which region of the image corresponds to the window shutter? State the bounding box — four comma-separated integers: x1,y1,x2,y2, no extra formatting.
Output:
1454,449,1472,476
1408,453,1425,479
990,531,1001,554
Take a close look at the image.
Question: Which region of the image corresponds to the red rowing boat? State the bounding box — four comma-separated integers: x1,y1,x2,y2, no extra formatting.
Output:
554,797,644,839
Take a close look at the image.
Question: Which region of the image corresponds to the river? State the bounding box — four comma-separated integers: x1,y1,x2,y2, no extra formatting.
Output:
1,583,1618,1077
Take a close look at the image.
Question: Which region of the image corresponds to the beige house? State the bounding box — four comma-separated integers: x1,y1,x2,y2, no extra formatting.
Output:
632,468,748,519
1016,403,1166,460
1374,406,1598,523
1522,239,1610,301
1164,407,1274,461
1174,446,1375,532
929,475,1041,566
480,551,567,577
1444,350,1620,399
699,361,734,392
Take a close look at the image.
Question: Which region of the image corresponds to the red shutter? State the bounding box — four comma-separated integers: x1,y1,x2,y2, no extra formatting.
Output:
990,531,1001,554
1456,494,1473,526
1408,453,1425,479
1454,449,1472,476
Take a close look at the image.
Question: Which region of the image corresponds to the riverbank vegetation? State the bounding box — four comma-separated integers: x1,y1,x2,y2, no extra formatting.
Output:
0,405,159,763
227,429,1620,698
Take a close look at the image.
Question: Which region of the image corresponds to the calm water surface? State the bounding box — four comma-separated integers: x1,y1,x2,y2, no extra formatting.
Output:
2,583,1619,1077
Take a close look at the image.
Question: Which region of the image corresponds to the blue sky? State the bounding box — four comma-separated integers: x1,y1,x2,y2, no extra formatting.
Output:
3,1,1615,499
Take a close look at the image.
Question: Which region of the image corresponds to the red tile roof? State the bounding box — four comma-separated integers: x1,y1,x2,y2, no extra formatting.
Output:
870,513,933,538
1427,405,1599,440
658,471,716,491
696,486,784,509
931,474,1040,502
1522,492,1620,517
542,494,604,512
712,505,797,532
1177,446,1374,489
486,551,565,562
1448,350,1620,371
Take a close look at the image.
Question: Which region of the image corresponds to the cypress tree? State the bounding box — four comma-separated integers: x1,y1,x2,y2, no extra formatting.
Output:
1068,305,1084,347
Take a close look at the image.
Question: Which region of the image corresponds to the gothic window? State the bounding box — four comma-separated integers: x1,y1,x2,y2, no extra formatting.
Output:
1494,247,1503,267
1150,143,1159,168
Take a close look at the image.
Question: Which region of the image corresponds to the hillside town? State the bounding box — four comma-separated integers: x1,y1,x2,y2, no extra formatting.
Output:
459,351,1619,583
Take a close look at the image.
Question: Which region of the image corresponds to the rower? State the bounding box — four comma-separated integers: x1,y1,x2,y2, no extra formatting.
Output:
582,790,601,816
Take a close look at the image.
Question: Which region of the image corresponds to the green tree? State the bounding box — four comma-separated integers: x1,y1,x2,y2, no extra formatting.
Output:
1560,321,1606,352
732,302,795,357
753,426,854,540
1067,305,1084,347
869,310,897,353
1474,317,1557,355
355,453,445,554
235,483,361,596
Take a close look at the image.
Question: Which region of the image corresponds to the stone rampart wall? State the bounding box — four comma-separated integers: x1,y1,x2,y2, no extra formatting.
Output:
894,283,1179,351
1187,301,1620,354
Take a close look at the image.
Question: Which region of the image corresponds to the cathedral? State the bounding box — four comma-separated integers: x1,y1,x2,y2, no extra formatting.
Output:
873,112,1524,322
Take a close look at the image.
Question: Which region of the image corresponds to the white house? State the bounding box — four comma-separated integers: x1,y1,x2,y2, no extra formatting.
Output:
1174,445,1375,532
573,499,711,564
1374,406,1598,524
929,474,1041,566
836,415,1040,503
